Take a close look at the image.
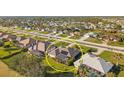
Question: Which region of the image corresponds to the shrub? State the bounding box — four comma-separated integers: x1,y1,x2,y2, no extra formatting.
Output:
0,40,4,46
22,48,28,52
67,58,74,66
88,48,97,52
4,45,11,48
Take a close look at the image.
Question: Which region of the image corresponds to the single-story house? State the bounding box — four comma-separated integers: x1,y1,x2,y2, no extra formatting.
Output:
83,32,97,38
75,53,113,76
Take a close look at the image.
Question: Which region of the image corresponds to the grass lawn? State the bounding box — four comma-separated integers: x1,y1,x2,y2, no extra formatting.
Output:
107,41,124,47
0,48,21,58
47,39,56,42
43,57,76,73
0,60,21,77
118,71,124,77
40,31,49,34
59,34,68,37
69,35,81,39
99,51,124,65
2,52,26,64
54,41,70,47
85,37,103,44
72,44,93,53
0,41,21,59
33,36,48,41
99,51,124,77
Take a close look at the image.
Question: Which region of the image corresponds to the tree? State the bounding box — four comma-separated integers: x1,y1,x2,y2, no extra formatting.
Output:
10,53,46,77
0,40,4,46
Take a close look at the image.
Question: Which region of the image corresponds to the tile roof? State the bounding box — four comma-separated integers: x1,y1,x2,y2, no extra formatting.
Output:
82,53,113,74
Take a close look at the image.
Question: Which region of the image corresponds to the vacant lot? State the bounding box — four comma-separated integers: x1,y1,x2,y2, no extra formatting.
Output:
54,41,70,47
85,37,103,44
0,61,21,77
107,41,124,47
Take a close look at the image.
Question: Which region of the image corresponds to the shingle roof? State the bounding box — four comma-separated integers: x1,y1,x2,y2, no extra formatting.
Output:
35,41,51,52
56,53,67,61
82,53,113,74
67,47,80,58
49,47,80,58
19,38,36,47
48,48,60,57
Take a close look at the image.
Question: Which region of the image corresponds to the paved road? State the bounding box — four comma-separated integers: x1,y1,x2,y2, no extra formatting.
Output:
36,33,124,54
2,27,124,54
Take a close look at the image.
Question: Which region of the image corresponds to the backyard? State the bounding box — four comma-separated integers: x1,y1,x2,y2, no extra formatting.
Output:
99,51,124,65
43,57,76,76
0,41,22,59
99,51,124,76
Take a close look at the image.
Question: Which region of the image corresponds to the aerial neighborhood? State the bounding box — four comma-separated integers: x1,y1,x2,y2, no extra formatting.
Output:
0,16,124,77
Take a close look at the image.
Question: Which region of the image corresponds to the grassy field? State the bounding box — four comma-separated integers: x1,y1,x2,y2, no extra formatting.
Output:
99,51,124,65
85,37,103,44
0,42,21,59
47,39,56,42
1,52,26,76
107,41,124,47
69,35,81,39
59,34,68,37
99,51,124,77
0,61,21,77
33,36,48,41
2,52,25,63
40,31,50,34
54,41,70,47
118,71,124,77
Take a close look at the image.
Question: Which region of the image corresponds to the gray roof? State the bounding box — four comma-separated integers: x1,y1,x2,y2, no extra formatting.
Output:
48,48,60,56
48,47,80,58
56,53,67,61
82,53,113,74
67,47,80,58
